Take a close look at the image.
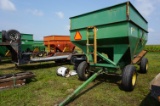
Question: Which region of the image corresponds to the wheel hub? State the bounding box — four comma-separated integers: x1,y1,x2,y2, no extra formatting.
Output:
146,63,148,70
132,72,137,86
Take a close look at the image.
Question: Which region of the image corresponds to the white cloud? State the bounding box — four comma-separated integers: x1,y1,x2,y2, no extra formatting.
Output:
27,9,44,16
135,0,160,18
56,11,64,19
0,0,16,11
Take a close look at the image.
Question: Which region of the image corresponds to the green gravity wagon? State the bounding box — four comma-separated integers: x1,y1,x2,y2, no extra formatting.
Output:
70,1,148,91
0,32,45,58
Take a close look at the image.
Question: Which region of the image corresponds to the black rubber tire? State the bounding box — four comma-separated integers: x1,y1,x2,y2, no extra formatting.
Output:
77,61,90,81
6,30,21,42
140,57,148,73
122,65,137,91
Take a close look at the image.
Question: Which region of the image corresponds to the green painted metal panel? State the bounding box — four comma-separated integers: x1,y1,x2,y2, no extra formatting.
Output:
70,3,127,30
21,40,45,52
21,33,34,41
33,40,45,51
71,22,128,41
0,46,8,56
21,41,34,52
128,22,148,60
0,32,7,56
129,4,148,31
113,45,128,65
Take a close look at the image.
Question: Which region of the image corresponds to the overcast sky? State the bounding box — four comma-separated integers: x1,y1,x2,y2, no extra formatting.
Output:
0,0,160,44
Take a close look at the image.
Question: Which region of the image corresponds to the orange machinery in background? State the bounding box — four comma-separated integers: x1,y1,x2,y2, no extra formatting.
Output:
43,35,75,56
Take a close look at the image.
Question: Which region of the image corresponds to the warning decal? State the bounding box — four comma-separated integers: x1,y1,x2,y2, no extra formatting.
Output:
74,31,82,40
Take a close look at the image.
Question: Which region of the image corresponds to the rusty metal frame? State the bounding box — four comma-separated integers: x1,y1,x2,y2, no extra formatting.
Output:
0,72,35,90
132,50,147,64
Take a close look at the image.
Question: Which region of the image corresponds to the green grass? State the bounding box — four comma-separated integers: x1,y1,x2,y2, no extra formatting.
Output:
145,45,160,52
0,52,160,106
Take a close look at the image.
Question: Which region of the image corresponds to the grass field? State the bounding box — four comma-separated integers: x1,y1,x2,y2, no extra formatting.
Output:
0,52,160,106
145,45,160,52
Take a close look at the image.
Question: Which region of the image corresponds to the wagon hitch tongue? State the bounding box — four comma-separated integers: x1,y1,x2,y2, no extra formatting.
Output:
58,69,103,106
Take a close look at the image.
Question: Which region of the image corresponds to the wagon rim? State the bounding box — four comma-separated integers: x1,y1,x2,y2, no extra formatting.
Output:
132,72,137,86
146,63,149,70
